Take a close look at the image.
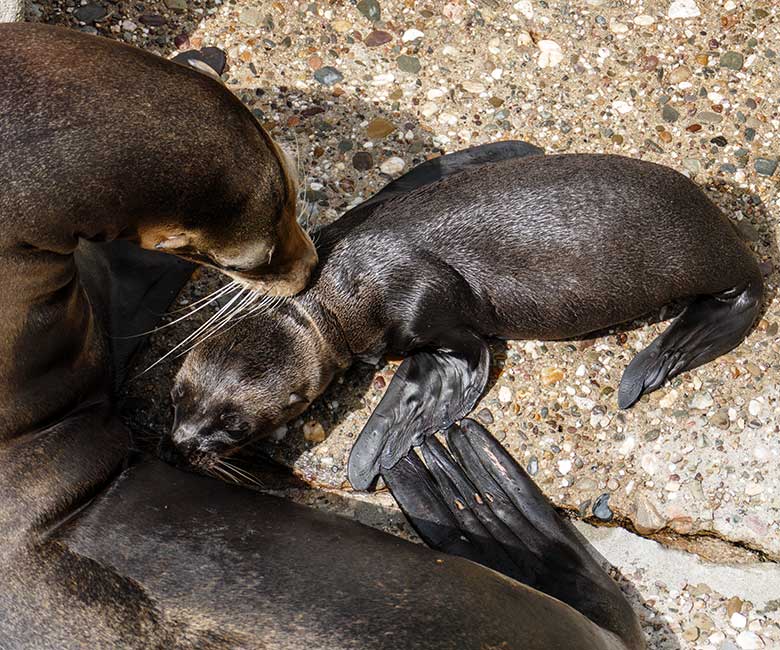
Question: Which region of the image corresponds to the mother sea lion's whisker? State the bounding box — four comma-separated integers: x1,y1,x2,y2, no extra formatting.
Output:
188,290,259,346
117,282,242,339
167,281,240,314
170,290,264,359
136,288,247,376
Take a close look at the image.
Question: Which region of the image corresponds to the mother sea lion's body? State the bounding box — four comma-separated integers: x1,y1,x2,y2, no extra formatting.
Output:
0,28,642,650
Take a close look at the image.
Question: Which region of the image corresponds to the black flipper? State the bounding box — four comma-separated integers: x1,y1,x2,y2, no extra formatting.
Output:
383,419,645,650
77,240,195,388
358,140,544,212
618,278,763,409
347,330,490,490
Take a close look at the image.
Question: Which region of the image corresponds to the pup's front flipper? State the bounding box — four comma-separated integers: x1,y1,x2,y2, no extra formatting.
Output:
618,278,763,409
347,330,490,491
383,419,645,650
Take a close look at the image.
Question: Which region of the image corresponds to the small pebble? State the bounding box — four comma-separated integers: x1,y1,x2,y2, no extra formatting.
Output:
351,151,373,171
662,105,679,123
736,631,763,649
476,408,494,425
379,157,405,175
668,0,700,19
396,55,421,74
365,30,392,47
592,494,613,521
462,81,486,94
303,421,326,443
537,40,563,68
402,29,424,43
755,158,778,176
731,613,747,629
356,0,380,22
366,117,396,139
540,367,564,385
73,4,107,23
313,66,343,86
720,51,744,71
689,392,714,410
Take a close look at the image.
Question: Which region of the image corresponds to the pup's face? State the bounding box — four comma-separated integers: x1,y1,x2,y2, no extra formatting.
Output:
158,311,333,470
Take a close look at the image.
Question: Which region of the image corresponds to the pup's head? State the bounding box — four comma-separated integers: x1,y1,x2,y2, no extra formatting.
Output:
158,304,342,470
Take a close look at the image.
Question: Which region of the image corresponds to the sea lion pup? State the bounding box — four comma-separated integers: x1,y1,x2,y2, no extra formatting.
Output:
165,143,762,490
1,23,316,297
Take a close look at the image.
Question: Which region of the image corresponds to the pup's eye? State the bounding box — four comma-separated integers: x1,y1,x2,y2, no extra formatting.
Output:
220,412,250,434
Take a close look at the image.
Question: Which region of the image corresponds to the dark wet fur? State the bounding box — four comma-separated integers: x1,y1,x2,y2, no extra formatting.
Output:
172,148,762,489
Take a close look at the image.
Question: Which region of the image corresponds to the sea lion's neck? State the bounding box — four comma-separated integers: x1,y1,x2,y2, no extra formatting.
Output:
297,291,354,373
0,242,109,442
305,231,388,362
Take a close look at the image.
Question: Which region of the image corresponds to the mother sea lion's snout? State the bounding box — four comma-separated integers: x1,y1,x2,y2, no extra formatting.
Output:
226,216,319,296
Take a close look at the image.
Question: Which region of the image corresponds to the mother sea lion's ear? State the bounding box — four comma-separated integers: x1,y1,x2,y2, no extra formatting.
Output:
171,47,227,82
347,329,489,491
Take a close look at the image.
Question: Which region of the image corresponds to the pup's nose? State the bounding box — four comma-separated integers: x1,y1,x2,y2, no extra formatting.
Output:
157,436,190,468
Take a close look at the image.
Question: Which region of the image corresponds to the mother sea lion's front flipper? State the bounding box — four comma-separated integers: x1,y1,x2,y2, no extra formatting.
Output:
383,419,646,650
77,240,195,387
347,330,490,491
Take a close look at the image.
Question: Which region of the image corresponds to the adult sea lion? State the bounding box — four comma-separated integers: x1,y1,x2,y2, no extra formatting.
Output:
163,144,763,491
1,23,317,299
1,26,644,649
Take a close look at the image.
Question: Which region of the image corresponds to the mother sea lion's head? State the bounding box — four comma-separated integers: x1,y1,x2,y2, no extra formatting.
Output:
139,123,317,297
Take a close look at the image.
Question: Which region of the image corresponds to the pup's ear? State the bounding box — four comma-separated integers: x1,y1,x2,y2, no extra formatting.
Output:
287,393,306,406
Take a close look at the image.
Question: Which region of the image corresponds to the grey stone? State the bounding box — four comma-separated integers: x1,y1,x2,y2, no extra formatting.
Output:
73,4,107,23
164,0,187,12
755,158,778,176
720,51,744,71
397,55,421,74
239,7,262,26
357,0,380,22
662,105,679,123
313,66,343,86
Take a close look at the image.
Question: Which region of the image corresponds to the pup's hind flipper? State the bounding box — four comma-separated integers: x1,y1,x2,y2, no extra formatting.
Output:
618,278,762,409
383,419,645,650
347,330,490,491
